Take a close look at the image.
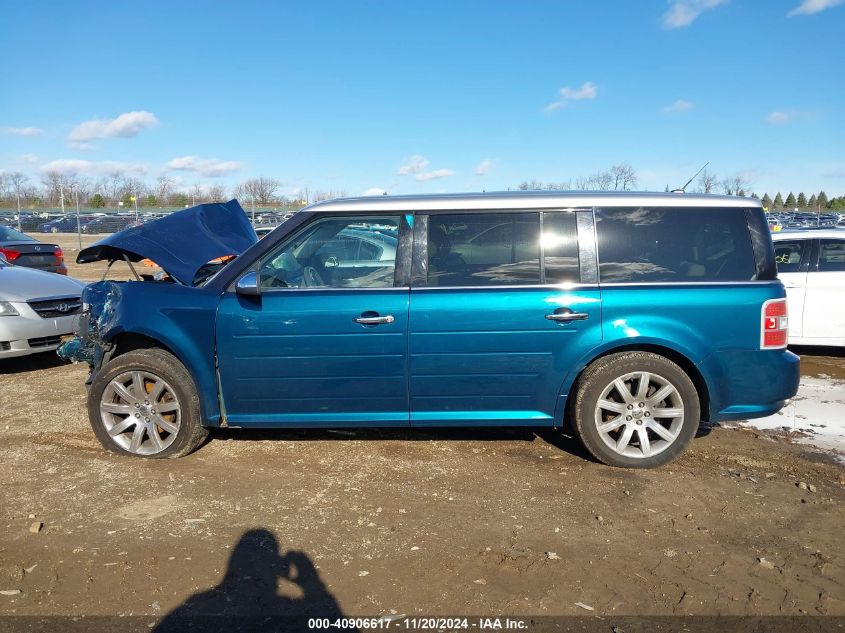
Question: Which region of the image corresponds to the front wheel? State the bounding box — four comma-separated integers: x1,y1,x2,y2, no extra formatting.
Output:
88,348,208,458
571,352,700,468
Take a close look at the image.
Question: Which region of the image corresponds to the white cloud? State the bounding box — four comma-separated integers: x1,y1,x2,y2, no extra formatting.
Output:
662,99,694,113
166,155,242,177
788,0,843,16
415,168,454,182
397,155,430,175
766,110,816,124
475,159,495,176
69,111,159,142
544,81,597,112
40,159,149,176
18,153,39,164
3,126,43,137
661,0,728,29
397,155,454,182
362,187,386,196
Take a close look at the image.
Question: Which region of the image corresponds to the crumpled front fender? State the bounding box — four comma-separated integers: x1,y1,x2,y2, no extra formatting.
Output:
57,280,121,371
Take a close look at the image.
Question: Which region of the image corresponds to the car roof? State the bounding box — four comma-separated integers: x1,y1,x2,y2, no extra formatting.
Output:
772,228,845,240
305,191,760,213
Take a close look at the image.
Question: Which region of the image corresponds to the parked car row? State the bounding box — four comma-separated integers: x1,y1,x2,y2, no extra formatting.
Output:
767,210,845,231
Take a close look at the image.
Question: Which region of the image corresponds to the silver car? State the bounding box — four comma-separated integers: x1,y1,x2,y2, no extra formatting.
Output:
0,255,86,358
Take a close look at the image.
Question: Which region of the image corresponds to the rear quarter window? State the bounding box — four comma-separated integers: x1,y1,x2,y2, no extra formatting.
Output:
819,239,845,272
595,207,757,283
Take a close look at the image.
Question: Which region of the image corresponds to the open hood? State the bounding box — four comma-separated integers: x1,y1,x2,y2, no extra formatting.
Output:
77,199,258,285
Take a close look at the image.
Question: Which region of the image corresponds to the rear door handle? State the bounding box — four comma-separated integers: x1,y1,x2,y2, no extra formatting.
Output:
545,309,589,322
353,314,395,325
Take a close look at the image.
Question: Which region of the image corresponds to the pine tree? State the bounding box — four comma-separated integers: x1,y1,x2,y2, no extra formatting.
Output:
808,194,817,209
774,193,784,210
762,193,773,210
818,191,829,209
785,192,797,208
797,192,807,208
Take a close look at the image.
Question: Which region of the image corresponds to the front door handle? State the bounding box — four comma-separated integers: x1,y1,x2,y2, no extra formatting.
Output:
545,309,589,322
354,313,395,325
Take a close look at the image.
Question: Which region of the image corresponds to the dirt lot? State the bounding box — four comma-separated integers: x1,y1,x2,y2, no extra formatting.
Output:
0,233,843,625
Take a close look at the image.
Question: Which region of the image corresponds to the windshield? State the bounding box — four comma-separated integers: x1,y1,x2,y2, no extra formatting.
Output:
0,226,33,242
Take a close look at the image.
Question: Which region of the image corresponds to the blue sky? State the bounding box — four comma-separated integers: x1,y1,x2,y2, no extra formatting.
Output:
1,0,844,198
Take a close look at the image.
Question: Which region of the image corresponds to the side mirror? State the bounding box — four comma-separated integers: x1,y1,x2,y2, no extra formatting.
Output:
236,271,260,296
324,256,339,269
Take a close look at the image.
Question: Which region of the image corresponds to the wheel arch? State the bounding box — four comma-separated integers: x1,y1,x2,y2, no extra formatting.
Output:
101,328,220,426
559,342,711,430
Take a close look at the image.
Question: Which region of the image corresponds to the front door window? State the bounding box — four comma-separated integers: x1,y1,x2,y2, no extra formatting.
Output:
260,216,399,289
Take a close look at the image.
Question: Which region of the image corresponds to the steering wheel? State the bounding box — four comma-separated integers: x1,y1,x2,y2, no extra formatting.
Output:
302,266,325,287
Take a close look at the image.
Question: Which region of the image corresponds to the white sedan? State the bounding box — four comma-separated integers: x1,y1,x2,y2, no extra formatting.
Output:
0,255,86,358
773,229,845,347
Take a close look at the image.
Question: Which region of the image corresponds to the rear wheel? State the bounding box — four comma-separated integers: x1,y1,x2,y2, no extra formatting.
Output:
88,348,208,458
571,352,700,468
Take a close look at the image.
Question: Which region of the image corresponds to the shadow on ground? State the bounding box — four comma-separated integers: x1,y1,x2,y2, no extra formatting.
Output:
0,352,66,374
209,426,600,463
155,528,355,632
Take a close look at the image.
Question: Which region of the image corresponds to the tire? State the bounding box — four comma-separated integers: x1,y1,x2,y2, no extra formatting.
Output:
571,352,700,468
87,348,208,458
51,227,59,233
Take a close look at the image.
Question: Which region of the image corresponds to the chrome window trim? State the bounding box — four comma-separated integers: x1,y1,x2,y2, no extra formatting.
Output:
410,283,599,291
306,191,760,214
247,286,410,295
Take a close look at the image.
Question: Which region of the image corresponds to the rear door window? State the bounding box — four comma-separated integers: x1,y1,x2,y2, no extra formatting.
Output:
427,213,540,286
595,207,757,282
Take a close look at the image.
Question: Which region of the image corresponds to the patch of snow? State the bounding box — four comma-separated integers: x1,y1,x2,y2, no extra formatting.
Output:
734,377,845,462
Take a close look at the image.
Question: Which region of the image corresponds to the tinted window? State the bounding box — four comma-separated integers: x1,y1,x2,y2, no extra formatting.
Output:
774,240,807,273
427,213,540,286
818,239,845,272
543,212,580,283
595,207,756,282
260,216,398,289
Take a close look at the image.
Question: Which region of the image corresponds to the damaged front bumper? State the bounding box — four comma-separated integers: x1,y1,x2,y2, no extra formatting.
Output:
57,280,120,379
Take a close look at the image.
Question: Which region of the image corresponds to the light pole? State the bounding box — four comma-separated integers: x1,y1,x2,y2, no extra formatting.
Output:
15,189,22,233
75,189,82,251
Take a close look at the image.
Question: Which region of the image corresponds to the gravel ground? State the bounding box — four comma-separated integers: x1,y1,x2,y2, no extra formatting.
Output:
0,233,842,623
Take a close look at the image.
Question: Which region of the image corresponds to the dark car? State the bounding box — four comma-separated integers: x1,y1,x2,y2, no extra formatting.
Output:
39,215,99,233
0,225,67,274
81,216,137,234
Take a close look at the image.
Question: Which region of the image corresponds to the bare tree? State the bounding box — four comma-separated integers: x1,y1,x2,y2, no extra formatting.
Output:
106,170,126,205
721,174,750,196
236,177,281,205
207,184,227,202
310,189,348,202
155,175,174,205
610,163,637,191
7,172,29,229
41,171,66,205
696,168,719,194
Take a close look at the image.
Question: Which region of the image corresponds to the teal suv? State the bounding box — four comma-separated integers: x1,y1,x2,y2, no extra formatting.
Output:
62,193,799,468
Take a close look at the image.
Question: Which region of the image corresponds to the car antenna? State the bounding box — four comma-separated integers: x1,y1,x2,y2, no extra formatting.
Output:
671,162,709,194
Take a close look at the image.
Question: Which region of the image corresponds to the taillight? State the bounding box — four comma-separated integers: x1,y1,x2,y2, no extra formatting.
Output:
54,247,64,264
0,247,20,261
761,299,788,349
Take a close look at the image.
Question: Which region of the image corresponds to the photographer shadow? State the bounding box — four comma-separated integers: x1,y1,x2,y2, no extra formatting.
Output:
155,528,355,633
